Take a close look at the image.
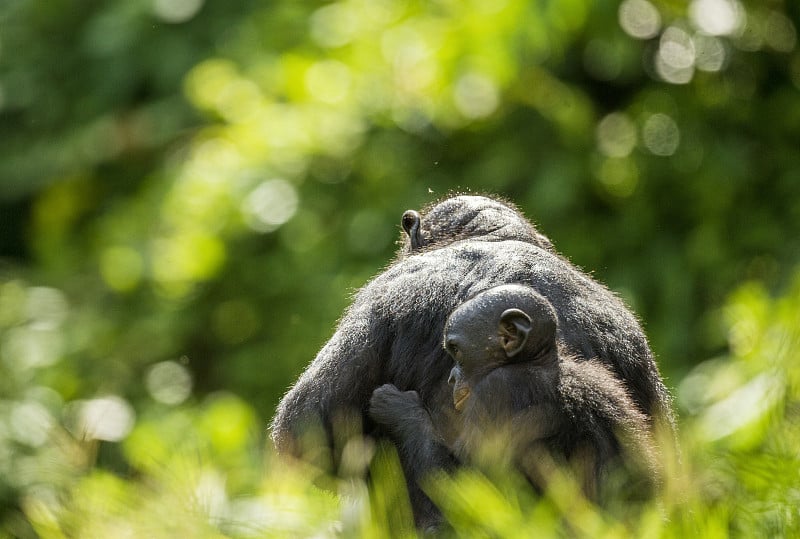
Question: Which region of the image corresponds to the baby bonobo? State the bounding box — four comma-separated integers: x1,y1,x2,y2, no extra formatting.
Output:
443,284,660,500
369,284,661,524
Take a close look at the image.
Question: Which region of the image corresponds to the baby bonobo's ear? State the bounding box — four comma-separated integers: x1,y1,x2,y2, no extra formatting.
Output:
499,308,532,358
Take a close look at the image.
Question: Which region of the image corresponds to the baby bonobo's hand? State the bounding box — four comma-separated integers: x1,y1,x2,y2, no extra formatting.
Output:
369,383,424,430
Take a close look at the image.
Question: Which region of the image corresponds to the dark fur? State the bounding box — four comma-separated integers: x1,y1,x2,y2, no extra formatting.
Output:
270,195,675,527
371,285,659,514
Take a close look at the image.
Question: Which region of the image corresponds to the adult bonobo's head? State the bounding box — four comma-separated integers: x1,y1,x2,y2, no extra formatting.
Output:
443,284,558,411
399,195,553,255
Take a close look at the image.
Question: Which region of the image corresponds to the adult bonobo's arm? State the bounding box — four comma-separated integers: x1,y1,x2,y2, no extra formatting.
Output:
270,301,385,457
270,253,460,458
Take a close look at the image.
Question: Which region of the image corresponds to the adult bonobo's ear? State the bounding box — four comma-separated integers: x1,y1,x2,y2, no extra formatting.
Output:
499,308,532,358
402,210,423,250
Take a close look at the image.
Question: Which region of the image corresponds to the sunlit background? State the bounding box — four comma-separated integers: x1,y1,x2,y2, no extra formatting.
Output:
1,0,799,536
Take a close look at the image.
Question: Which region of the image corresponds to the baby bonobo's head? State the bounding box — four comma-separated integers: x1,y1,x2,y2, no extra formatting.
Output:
443,284,558,411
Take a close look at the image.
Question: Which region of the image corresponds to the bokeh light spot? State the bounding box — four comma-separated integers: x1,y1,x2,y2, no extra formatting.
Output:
596,112,637,158
10,401,53,447
643,113,680,156
689,0,744,37
454,73,500,120
100,246,144,292
656,26,696,84
216,79,263,123
65,396,136,442
151,233,226,288
4,328,63,370
26,287,68,331
146,361,193,405
697,373,781,441
310,3,358,48
200,393,256,453
194,470,228,522
305,60,353,104
660,27,695,69
152,0,204,24
381,25,439,95
184,59,239,112
242,179,299,233
596,157,639,198
764,11,797,53
694,34,727,72
618,0,662,40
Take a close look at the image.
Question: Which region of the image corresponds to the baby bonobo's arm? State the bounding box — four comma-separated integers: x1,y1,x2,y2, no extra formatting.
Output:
368,384,455,530
369,384,440,447
454,366,563,471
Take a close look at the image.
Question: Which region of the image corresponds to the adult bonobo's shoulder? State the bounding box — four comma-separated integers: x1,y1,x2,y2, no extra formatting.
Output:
356,240,561,333
398,194,554,256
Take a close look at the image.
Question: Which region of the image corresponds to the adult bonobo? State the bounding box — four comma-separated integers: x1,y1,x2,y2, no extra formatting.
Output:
371,285,660,504
270,195,675,525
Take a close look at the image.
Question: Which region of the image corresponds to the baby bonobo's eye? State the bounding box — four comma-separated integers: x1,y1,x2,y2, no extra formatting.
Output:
445,338,460,358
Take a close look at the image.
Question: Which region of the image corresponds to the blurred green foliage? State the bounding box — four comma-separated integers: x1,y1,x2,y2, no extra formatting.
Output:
1,0,799,536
